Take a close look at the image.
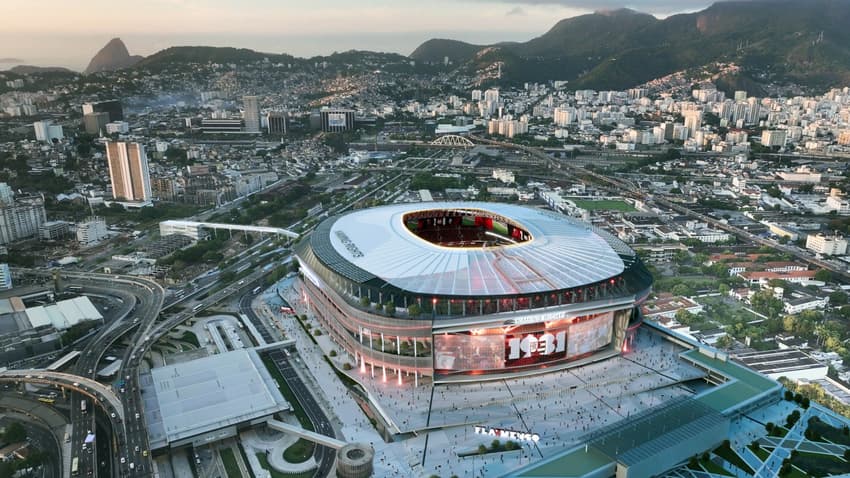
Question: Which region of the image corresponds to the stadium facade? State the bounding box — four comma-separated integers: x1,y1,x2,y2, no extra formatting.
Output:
295,202,652,382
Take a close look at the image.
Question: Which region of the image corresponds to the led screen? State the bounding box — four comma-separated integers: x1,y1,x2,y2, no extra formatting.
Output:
567,311,613,358
433,333,505,371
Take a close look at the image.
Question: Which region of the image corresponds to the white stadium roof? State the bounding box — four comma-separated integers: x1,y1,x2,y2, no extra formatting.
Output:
326,202,627,296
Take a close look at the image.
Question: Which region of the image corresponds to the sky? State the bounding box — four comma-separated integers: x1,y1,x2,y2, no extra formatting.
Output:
1,0,722,70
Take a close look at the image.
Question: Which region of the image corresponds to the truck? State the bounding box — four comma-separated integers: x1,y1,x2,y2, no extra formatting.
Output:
80,400,87,413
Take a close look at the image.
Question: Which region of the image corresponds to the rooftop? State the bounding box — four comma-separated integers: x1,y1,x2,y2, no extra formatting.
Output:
143,348,289,448
317,202,633,296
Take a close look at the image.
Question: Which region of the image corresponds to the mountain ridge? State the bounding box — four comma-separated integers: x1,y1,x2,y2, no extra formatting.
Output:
410,0,850,90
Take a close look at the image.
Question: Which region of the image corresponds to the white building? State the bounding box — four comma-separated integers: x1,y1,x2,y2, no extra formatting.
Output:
826,190,850,215
33,120,63,143
806,233,848,256
492,169,515,184
0,197,47,245
105,121,129,134
0,263,11,290
761,129,787,147
784,295,829,315
76,217,108,247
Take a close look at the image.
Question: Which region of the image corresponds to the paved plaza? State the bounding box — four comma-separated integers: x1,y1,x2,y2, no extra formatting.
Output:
267,279,720,477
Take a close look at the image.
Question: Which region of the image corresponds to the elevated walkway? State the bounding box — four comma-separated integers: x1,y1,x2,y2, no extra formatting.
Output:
267,419,346,449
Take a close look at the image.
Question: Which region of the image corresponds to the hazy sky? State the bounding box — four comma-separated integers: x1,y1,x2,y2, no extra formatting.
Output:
1,0,720,70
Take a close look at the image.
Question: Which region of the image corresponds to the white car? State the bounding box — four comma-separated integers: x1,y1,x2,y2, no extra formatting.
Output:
120,457,126,464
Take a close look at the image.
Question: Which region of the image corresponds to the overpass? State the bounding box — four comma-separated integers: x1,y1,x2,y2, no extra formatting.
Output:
159,219,300,241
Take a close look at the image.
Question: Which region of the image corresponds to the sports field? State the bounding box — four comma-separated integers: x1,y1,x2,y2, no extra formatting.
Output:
570,199,636,212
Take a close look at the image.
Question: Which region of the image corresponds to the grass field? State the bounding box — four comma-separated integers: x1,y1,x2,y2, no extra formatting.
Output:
283,439,315,463
569,199,636,212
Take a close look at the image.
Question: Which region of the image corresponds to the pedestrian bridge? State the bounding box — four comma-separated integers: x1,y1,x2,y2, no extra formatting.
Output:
268,419,346,449
160,220,299,241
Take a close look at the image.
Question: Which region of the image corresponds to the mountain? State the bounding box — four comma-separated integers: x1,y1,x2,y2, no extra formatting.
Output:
8,65,74,74
134,46,300,71
410,0,850,90
84,38,143,74
409,39,485,64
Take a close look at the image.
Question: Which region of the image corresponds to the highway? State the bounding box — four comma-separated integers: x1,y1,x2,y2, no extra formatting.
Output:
239,291,337,478
9,270,164,478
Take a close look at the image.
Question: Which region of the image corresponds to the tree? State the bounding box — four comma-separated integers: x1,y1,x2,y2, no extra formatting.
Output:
407,303,421,316
715,335,734,349
3,422,26,443
718,283,731,295
672,283,694,297
830,291,848,306
815,269,832,283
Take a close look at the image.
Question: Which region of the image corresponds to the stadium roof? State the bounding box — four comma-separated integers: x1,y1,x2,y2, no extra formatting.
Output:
322,202,628,296
146,349,289,447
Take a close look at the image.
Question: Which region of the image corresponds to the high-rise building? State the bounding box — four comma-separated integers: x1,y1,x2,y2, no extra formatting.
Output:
76,217,108,246
0,183,14,205
151,177,178,201
106,142,152,203
242,96,261,133
734,91,748,101
82,100,123,122
683,110,703,136
83,112,110,134
320,108,355,132
0,263,11,290
33,120,64,143
0,196,47,245
267,111,288,134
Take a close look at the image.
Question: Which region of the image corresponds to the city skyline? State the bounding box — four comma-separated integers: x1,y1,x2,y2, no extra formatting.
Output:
2,0,721,70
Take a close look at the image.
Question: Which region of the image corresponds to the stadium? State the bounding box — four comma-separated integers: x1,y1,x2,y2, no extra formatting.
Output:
295,202,653,382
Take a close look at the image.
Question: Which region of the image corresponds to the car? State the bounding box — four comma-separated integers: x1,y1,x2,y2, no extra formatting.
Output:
111,412,116,418
120,457,126,464
135,413,140,419
142,450,148,457
135,446,139,452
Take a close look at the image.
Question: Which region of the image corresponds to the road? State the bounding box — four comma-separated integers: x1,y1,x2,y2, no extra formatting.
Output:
8,270,164,478
239,291,337,478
